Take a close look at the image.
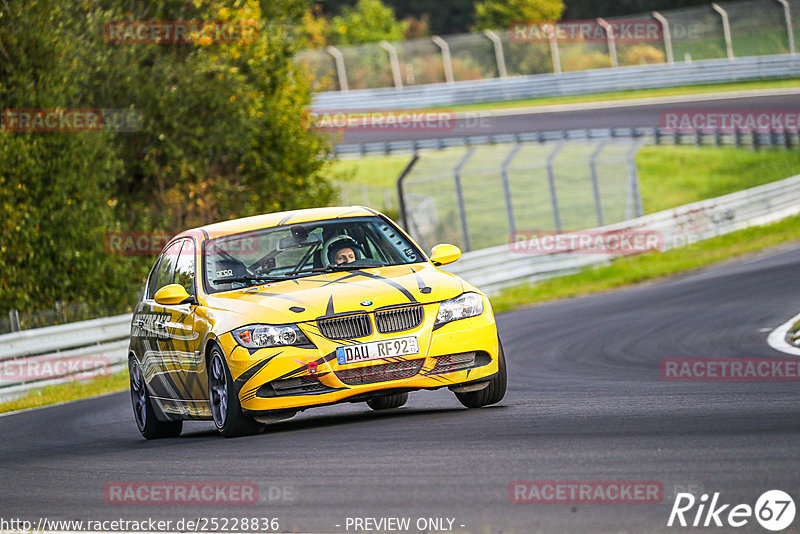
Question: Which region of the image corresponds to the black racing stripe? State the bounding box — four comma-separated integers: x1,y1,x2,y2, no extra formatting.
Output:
324,270,418,303
272,352,337,381
338,209,368,217
234,352,281,392
276,213,294,226
246,291,302,302
326,294,335,316
413,271,431,293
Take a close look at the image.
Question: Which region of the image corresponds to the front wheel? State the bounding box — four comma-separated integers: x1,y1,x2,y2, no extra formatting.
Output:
209,347,265,438
454,341,507,408
366,392,409,410
129,358,182,439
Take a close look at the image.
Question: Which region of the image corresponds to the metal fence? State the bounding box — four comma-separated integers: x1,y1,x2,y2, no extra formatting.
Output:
313,54,800,111
335,127,800,254
397,140,643,253
299,0,800,94
443,170,800,293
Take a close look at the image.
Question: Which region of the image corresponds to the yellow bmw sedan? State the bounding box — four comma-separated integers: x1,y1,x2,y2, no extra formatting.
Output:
128,206,506,438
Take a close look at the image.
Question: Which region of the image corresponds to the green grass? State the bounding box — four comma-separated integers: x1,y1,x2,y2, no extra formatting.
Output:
489,214,800,314
335,146,800,214
437,78,800,113
638,147,800,213
0,370,129,414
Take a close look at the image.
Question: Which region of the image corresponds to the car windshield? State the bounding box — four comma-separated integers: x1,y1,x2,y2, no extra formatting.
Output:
203,215,425,293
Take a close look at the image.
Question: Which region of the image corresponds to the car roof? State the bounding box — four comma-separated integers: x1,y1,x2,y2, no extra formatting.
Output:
184,206,379,240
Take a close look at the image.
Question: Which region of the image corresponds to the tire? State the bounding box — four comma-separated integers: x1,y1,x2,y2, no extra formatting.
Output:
454,341,507,408
208,346,265,438
366,392,409,410
129,358,183,439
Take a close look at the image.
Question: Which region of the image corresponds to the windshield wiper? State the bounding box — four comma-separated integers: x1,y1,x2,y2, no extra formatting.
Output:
311,262,384,273
212,275,294,284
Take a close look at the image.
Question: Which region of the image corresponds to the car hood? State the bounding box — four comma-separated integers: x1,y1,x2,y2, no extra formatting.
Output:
203,263,465,328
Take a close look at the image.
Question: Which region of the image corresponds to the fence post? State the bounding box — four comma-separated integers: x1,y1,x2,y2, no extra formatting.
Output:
546,142,564,233
711,3,734,60
9,309,21,332
774,0,797,55
325,46,349,91
652,11,675,65
396,154,420,230
543,24,562,74
379,40,404,89
626,139,645,219
589,140,609,227
597,18,619,68
501,144,521,235
482,30,508,78
431,36,455,84
454,148,476,250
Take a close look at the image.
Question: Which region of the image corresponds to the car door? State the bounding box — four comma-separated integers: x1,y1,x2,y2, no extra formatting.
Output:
167,238,211,417
136,239,183,404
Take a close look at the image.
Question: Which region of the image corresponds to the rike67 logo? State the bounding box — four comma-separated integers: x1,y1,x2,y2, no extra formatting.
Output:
668,490,795,531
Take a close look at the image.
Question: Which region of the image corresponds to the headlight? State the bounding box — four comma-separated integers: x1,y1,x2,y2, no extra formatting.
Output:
435,292,484,326
232,324,311,349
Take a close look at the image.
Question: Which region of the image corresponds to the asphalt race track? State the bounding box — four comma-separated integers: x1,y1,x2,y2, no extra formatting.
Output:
2,243,800,533
337,91,800,144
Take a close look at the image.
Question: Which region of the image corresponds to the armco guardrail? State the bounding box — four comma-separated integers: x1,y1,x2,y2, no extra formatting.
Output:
443,172,800,293
0,314,131,402
313,55,800,111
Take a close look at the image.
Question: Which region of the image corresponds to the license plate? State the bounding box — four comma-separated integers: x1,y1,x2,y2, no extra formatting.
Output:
336,336,419,365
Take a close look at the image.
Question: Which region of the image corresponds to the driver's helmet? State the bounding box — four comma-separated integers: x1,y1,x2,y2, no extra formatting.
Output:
323,235,363,266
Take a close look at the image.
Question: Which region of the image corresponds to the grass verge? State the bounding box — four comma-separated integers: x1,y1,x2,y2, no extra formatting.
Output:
0,370,129,415
489,214,800,314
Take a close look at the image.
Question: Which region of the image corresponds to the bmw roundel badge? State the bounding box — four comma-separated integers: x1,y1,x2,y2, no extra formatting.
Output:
360,300,373,307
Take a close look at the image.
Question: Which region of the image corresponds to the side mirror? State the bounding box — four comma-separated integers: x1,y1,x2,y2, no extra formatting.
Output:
154,284,195,306
430,244,461,266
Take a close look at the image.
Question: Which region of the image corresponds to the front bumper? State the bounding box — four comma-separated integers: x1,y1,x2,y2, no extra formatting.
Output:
219,299,499,414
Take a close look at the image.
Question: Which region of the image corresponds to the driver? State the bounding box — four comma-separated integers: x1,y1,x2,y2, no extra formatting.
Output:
327,236,362,265
333,246,356,265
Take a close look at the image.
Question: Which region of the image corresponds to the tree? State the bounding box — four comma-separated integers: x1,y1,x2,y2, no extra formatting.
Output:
0,0,340,317
473,0,564,31
329,0,408,45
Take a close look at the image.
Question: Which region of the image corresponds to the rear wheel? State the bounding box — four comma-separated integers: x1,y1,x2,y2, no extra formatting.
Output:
129,358,182,439
209,346,265,438
366,392,409,410
454,341,507,408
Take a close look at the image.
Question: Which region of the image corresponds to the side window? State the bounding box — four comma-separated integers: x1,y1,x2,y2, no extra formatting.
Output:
145,260,161,300
173,239,195,295
151,240,183,298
